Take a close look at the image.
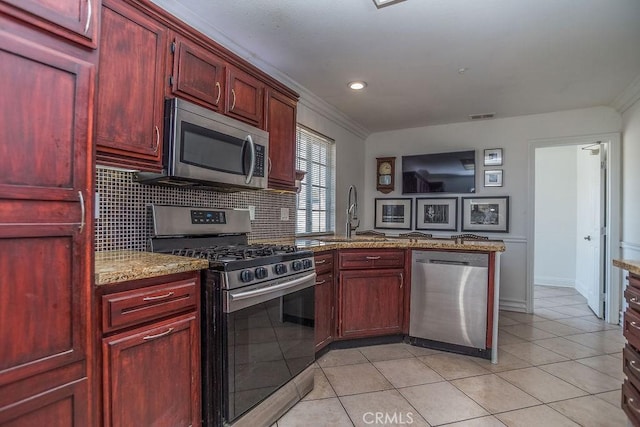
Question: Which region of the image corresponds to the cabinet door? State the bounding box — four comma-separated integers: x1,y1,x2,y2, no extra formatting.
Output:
339,269,404,338
225,66,263,127
103,313,200,427
171,35,225,111
0,0,98,48
96,0,166,171
315,272,334,351
0,25,92,423
266,89,297,190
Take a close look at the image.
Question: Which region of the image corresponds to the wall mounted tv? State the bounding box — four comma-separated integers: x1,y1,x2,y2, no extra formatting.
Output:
402,150,476,194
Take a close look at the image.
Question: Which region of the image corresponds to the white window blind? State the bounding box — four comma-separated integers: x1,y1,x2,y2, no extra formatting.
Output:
296,125,335,235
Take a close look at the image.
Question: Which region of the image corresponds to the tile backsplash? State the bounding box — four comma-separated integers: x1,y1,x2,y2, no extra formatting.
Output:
95,167,296,252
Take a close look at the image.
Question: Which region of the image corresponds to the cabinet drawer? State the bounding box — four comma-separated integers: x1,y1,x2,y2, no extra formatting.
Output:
339,250,405,270
625,309,640,351
624,345,640,386
626,286,640,315
623,380,640,426
315,271,333,287
102,278,197,333
314,252,334,275
630,273,640,291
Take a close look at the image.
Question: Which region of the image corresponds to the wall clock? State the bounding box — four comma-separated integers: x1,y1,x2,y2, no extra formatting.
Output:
376,157,395,194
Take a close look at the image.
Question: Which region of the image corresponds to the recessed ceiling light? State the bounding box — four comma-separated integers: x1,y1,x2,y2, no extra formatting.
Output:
349,81,367,90
373,0,406,8
458,67,469,74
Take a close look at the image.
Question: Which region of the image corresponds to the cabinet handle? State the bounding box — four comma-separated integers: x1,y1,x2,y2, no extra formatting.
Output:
84,0,92,35
630,360,640,377
153,126,160,153
400,272,403,289
142,291,175,302
315,259,327,264
365,256,381,260
630,297,640,311
143,327,174,341
315,280,326,285
231,89,236,110
78,191,85,232
215,82,221,105
631,321,640,331
268,157,272,174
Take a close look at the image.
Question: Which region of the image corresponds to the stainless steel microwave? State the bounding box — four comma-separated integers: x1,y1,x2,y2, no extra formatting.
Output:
136,98,269,191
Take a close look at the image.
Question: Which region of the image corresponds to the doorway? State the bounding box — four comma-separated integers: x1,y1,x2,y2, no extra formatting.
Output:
528,133,621,325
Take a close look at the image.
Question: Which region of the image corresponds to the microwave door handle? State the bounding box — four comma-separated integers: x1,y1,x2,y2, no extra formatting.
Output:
244,134,256,184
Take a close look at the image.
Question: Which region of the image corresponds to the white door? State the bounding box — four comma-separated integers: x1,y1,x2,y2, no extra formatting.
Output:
575,144,605,317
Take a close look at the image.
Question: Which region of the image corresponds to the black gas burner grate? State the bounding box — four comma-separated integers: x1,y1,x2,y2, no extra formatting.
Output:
169,244,298,262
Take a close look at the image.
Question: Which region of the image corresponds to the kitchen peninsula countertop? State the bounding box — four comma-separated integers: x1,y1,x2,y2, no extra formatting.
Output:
257,236,506,253
613,259,640,276
95,250,210,286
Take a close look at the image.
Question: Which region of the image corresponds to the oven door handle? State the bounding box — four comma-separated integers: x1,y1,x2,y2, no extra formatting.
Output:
230,272,316,301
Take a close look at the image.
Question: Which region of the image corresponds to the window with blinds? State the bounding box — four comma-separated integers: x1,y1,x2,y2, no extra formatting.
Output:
296,125,336,235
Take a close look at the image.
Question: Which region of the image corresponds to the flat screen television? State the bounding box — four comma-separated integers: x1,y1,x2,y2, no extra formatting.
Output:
402,150,476,194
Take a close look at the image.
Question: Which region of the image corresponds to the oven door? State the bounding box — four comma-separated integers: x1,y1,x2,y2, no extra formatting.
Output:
223,272,316,424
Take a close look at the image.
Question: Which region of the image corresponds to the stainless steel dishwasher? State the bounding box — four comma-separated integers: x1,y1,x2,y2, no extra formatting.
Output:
409,250,489,354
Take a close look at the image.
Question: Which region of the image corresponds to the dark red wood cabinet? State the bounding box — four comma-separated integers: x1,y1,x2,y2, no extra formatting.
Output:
225,65,264,127
0,15,94,426
337,250,406,339
170,34,226,112
314,251,335,351
623,271,640,426
96,0,167,171
0,0,98,48
266,89,298,190
99,273,201,427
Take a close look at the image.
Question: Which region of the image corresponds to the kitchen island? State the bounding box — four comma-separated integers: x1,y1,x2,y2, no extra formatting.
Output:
291,236,505,363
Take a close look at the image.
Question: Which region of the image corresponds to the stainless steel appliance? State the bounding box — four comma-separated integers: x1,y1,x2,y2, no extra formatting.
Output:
137,98,269,191
409,250,489,357
148,205,315,426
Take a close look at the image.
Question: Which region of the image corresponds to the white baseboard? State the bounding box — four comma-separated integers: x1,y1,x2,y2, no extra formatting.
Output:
499,299,527,313
534,277,576,287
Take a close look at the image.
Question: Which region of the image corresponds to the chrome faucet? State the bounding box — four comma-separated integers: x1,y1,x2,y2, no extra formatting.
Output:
346,185,359,238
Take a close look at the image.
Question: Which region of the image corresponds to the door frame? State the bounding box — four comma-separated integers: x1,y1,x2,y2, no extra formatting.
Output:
527,132,621,324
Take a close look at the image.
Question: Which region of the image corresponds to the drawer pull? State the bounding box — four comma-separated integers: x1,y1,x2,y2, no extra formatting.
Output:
315,259,327,264
631,321,640,331
143,327,174,341
630,360,640,376
630,297,640,309
315,280,326,285
629,398,640,415
365,256,381,260
142,291,175,302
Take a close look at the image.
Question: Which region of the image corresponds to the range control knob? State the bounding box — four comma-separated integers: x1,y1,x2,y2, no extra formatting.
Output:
274,263,287,275
255,267,268,279
240,269,254,283
292,260,303,271
302,259,313,269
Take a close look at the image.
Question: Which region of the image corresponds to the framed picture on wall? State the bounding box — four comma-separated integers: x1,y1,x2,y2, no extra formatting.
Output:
484,170,503,187
484,148,503,166
415,197,458,231
374,198,412,230
461,196,509,233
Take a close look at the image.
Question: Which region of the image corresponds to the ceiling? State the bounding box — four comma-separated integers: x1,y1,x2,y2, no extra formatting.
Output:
150,0,640,134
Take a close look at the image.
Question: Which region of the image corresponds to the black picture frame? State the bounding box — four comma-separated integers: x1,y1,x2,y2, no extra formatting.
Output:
461,196,509,233
415,197,458,231
374,198,412,230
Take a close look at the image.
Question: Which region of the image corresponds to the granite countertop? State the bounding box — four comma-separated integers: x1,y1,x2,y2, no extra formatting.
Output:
95,250,210,286
613,259,640,276
285,236,506,253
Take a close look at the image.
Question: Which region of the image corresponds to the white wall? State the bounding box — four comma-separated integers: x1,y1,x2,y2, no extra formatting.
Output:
534,146,577,287
364,106,621,311
622,99,640,260
296,100,366,236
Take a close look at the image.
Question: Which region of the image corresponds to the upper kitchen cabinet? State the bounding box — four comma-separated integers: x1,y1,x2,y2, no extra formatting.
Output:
0,16,93,425
225,66,264,127
169,34,226,112
0,0,99,48
96,0,167,171
266,89,297,190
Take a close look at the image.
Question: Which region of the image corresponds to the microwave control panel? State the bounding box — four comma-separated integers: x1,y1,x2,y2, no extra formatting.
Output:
254,144,265,177
191,210,226,224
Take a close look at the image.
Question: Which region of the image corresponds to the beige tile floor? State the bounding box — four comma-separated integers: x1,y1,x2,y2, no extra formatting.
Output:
275,285,627,426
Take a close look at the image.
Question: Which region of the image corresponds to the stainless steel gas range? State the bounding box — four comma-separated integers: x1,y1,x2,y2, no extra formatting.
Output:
148,205,316,426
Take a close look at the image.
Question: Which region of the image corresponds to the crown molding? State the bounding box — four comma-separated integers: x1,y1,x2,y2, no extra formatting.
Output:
611,73,640,113
149,0,371,140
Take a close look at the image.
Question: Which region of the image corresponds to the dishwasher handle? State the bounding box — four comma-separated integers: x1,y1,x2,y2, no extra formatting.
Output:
416,258,470,266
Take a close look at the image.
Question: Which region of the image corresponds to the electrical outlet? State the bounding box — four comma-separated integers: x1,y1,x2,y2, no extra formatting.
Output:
280,207,289,221
248,205,256,220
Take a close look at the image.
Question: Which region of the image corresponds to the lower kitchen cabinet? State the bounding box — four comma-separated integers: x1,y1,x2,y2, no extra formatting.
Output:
98,272,201,427
622,269,640,426
338,269,405,339
314,251,335,351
